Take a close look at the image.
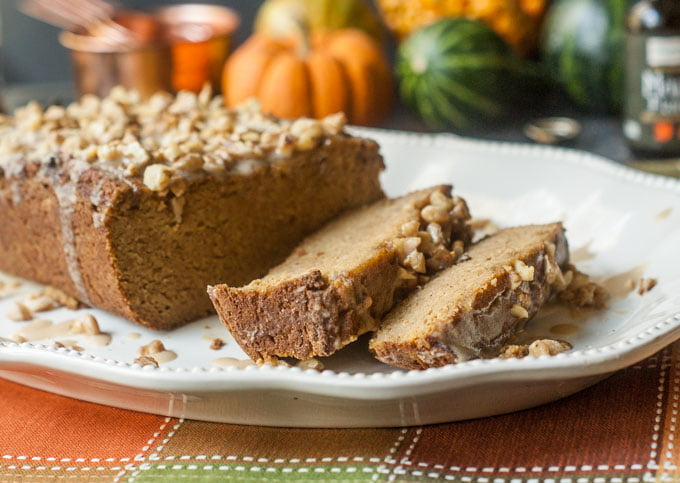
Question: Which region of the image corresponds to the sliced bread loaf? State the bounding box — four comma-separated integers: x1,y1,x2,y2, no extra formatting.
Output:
369,223,569,370
0,90,384,329
208,186,472,362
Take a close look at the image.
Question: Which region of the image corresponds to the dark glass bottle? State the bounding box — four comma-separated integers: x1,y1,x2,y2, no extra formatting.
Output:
624,0,680,157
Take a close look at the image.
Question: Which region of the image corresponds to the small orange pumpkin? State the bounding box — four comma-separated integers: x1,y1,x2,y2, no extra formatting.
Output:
222,29,393,126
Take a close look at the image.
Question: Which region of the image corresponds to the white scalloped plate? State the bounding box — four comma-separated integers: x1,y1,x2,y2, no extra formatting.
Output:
1,129,679,428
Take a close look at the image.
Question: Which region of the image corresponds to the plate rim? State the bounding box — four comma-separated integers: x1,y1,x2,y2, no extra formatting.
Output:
1,129,680,397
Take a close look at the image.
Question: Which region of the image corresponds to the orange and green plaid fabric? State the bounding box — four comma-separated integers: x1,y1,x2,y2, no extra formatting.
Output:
1,342,679,482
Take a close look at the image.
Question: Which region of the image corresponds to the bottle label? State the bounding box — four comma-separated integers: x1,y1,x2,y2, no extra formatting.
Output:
624,33,680,152
647,37,680,67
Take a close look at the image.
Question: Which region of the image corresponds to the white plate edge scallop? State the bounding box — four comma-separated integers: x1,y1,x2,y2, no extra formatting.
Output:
0,129,677,399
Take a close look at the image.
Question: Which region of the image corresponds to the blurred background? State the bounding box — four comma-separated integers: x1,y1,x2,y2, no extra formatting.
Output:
0,0,678,174
0,0,259,83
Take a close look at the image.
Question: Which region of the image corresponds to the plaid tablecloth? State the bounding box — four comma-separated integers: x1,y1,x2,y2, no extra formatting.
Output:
1,342,678,482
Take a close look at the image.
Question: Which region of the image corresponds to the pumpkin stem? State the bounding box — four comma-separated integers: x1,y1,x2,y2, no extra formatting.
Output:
286,9,312,58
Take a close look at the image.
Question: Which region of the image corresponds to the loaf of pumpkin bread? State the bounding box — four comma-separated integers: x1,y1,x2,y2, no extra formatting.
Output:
370,223,569,369
208,186,472,362
0,87,384,329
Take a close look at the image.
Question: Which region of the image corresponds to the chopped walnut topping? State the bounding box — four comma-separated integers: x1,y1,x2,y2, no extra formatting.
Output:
637,277,658,295
545,251,569,291
498,344,529,359
22,294,58,313
43,286,81,310
392,190,471,287
290,118,323,150
514,260,535,282
452,240,465,257
0,280,22,298
210,338,225,350
499,339,572,359
528,339,572,357
69,314,101,335
259,357,289,367
6,301,31,321
421,204,450,224
558,264,609,309
170,196,186,224
297,358,325,371
0,87,347,186
143,164,174,191
403,250,426,273
399,220,420,237
134,355,159,368
140,339,166,356
544,241,556,258
321,112,346,135
510,304,529,319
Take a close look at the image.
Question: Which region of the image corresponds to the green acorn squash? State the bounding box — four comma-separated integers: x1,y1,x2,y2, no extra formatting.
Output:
397,18,524,131
541,0,630,113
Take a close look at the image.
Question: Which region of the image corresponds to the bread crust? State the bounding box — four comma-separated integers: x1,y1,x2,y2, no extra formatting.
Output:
209,249,400,360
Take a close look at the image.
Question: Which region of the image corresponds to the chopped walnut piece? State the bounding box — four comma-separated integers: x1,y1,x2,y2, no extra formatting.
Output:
43,286,81,310
297,358,324,371
514,260,535,282
421,204,450,224
528,339,572,357
134,355,159,368
498,344,529,359
259,357,290,367
140,339,166,356
173,153,204,172
399,220,420,237
210,338,225,350
0,280,22,298
290,118,323,150
558,264,609,309
392,190,470,283
6,301,31,321
69,314,101,335
22,294,58,313
320,112,346,135
544,241,556,258
143,164,174,191
507,270,522,290
452,240,465,257
510,304,529,319
393,237,421,260
403,250,426,274
637,278,658,295
9,333,27,343
170,196,186,224
498,339,572,359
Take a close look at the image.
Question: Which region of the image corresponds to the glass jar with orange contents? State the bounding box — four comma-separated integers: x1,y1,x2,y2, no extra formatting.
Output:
156,4,239,94
624,0,680,157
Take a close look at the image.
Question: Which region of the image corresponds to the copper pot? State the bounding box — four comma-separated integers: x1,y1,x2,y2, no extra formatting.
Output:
59,5,239,99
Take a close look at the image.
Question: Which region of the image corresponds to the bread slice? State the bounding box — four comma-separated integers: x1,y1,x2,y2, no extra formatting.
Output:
0,90,384,329
370,223,569,370
208,186,472,362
